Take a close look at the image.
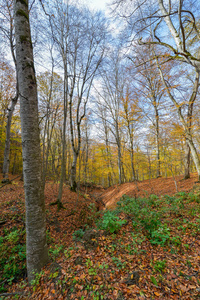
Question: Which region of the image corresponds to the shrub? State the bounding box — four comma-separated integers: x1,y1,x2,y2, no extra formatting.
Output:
150,224,170,246
72,228,85,241
96,211,126,233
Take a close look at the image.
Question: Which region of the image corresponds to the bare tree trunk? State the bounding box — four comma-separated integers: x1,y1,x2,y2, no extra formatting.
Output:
56,66,68,208
14,0,48,282
154,106,161,177
2,94,18,181
117,141,122,185
184,143,190,179
2,2,18,182
70,151,77,191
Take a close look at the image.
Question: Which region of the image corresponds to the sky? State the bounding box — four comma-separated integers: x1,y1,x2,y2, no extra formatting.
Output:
86,0,112,12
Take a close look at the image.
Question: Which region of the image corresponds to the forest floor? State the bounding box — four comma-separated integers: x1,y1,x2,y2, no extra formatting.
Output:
0,174,200,299
101,173,199,209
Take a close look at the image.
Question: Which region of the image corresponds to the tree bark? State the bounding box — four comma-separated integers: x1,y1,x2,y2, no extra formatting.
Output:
14,0,48,282
184,143,190,179
57,64,68,207
2,94,18,181
70,151,77,192
154,105,161,177
2,1,19,182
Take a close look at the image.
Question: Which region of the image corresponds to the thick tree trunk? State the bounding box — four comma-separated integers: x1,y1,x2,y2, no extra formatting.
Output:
14,0,48,282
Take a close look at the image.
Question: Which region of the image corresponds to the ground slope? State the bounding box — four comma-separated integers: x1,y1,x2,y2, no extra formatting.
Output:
101,174,199,209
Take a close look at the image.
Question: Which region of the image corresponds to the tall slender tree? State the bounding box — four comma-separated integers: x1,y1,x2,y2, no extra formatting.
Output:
0,0,19,181
14,0,48,282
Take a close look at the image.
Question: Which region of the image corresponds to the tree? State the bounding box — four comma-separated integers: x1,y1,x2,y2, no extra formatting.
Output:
38,70,63,186
48,1,107,192
0,0,19,182
121,88,141,181
95,99,115,186
14,0,48,282
155,56,200,179
113,0,200,179
130,44,166,178
0,56,16,170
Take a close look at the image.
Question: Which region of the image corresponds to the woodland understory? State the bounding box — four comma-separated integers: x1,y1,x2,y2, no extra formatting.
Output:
0,173,200,299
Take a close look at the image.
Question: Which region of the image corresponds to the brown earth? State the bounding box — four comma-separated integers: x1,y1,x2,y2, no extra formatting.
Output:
100,173,199,209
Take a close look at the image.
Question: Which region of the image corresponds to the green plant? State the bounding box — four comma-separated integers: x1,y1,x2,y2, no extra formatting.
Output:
170,235,181,246
150,275,158,286
141,211,161,234
88,267,97,276
86,258,93,267
49,245,63,260
64,247,74,259
111,257,126,269
186,193,197,203
96,211,126,233
152,260,166,273
177,225,186,233
150,224,170,246
0,227,26,292
85,203,100,227
98,262,109,270
175,191,187,200
31,270,44,291
148,194,159,207
46,230,54,244
6,230,19,243
72,228,85,241
164,195,175,203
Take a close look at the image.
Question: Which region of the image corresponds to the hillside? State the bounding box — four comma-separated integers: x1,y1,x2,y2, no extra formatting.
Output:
101,173,199,209
0,174,200,299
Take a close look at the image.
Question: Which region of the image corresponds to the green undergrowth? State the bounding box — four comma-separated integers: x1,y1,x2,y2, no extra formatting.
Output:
66,192,200,298
73,191,199,247
1,191,200,299
0,227,26,293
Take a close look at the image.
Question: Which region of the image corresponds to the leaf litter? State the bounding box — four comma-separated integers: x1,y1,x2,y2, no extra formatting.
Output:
0,173,199,299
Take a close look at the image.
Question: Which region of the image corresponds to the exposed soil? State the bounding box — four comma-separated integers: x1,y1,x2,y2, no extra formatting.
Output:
101,173,199,209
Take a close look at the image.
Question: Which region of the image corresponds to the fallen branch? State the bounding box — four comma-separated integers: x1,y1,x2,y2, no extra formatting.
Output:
0,175,22,189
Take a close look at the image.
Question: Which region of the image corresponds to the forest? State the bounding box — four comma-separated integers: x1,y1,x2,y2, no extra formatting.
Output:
0,0,200,299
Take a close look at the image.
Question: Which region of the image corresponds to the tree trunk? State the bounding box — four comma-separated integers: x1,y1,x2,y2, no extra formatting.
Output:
14,0,48,282
186,134,200,180
184,142,190,179
155,109,161,178
2,94,18,181
117,144,122,185
57,66,68,207
70,151,77,192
